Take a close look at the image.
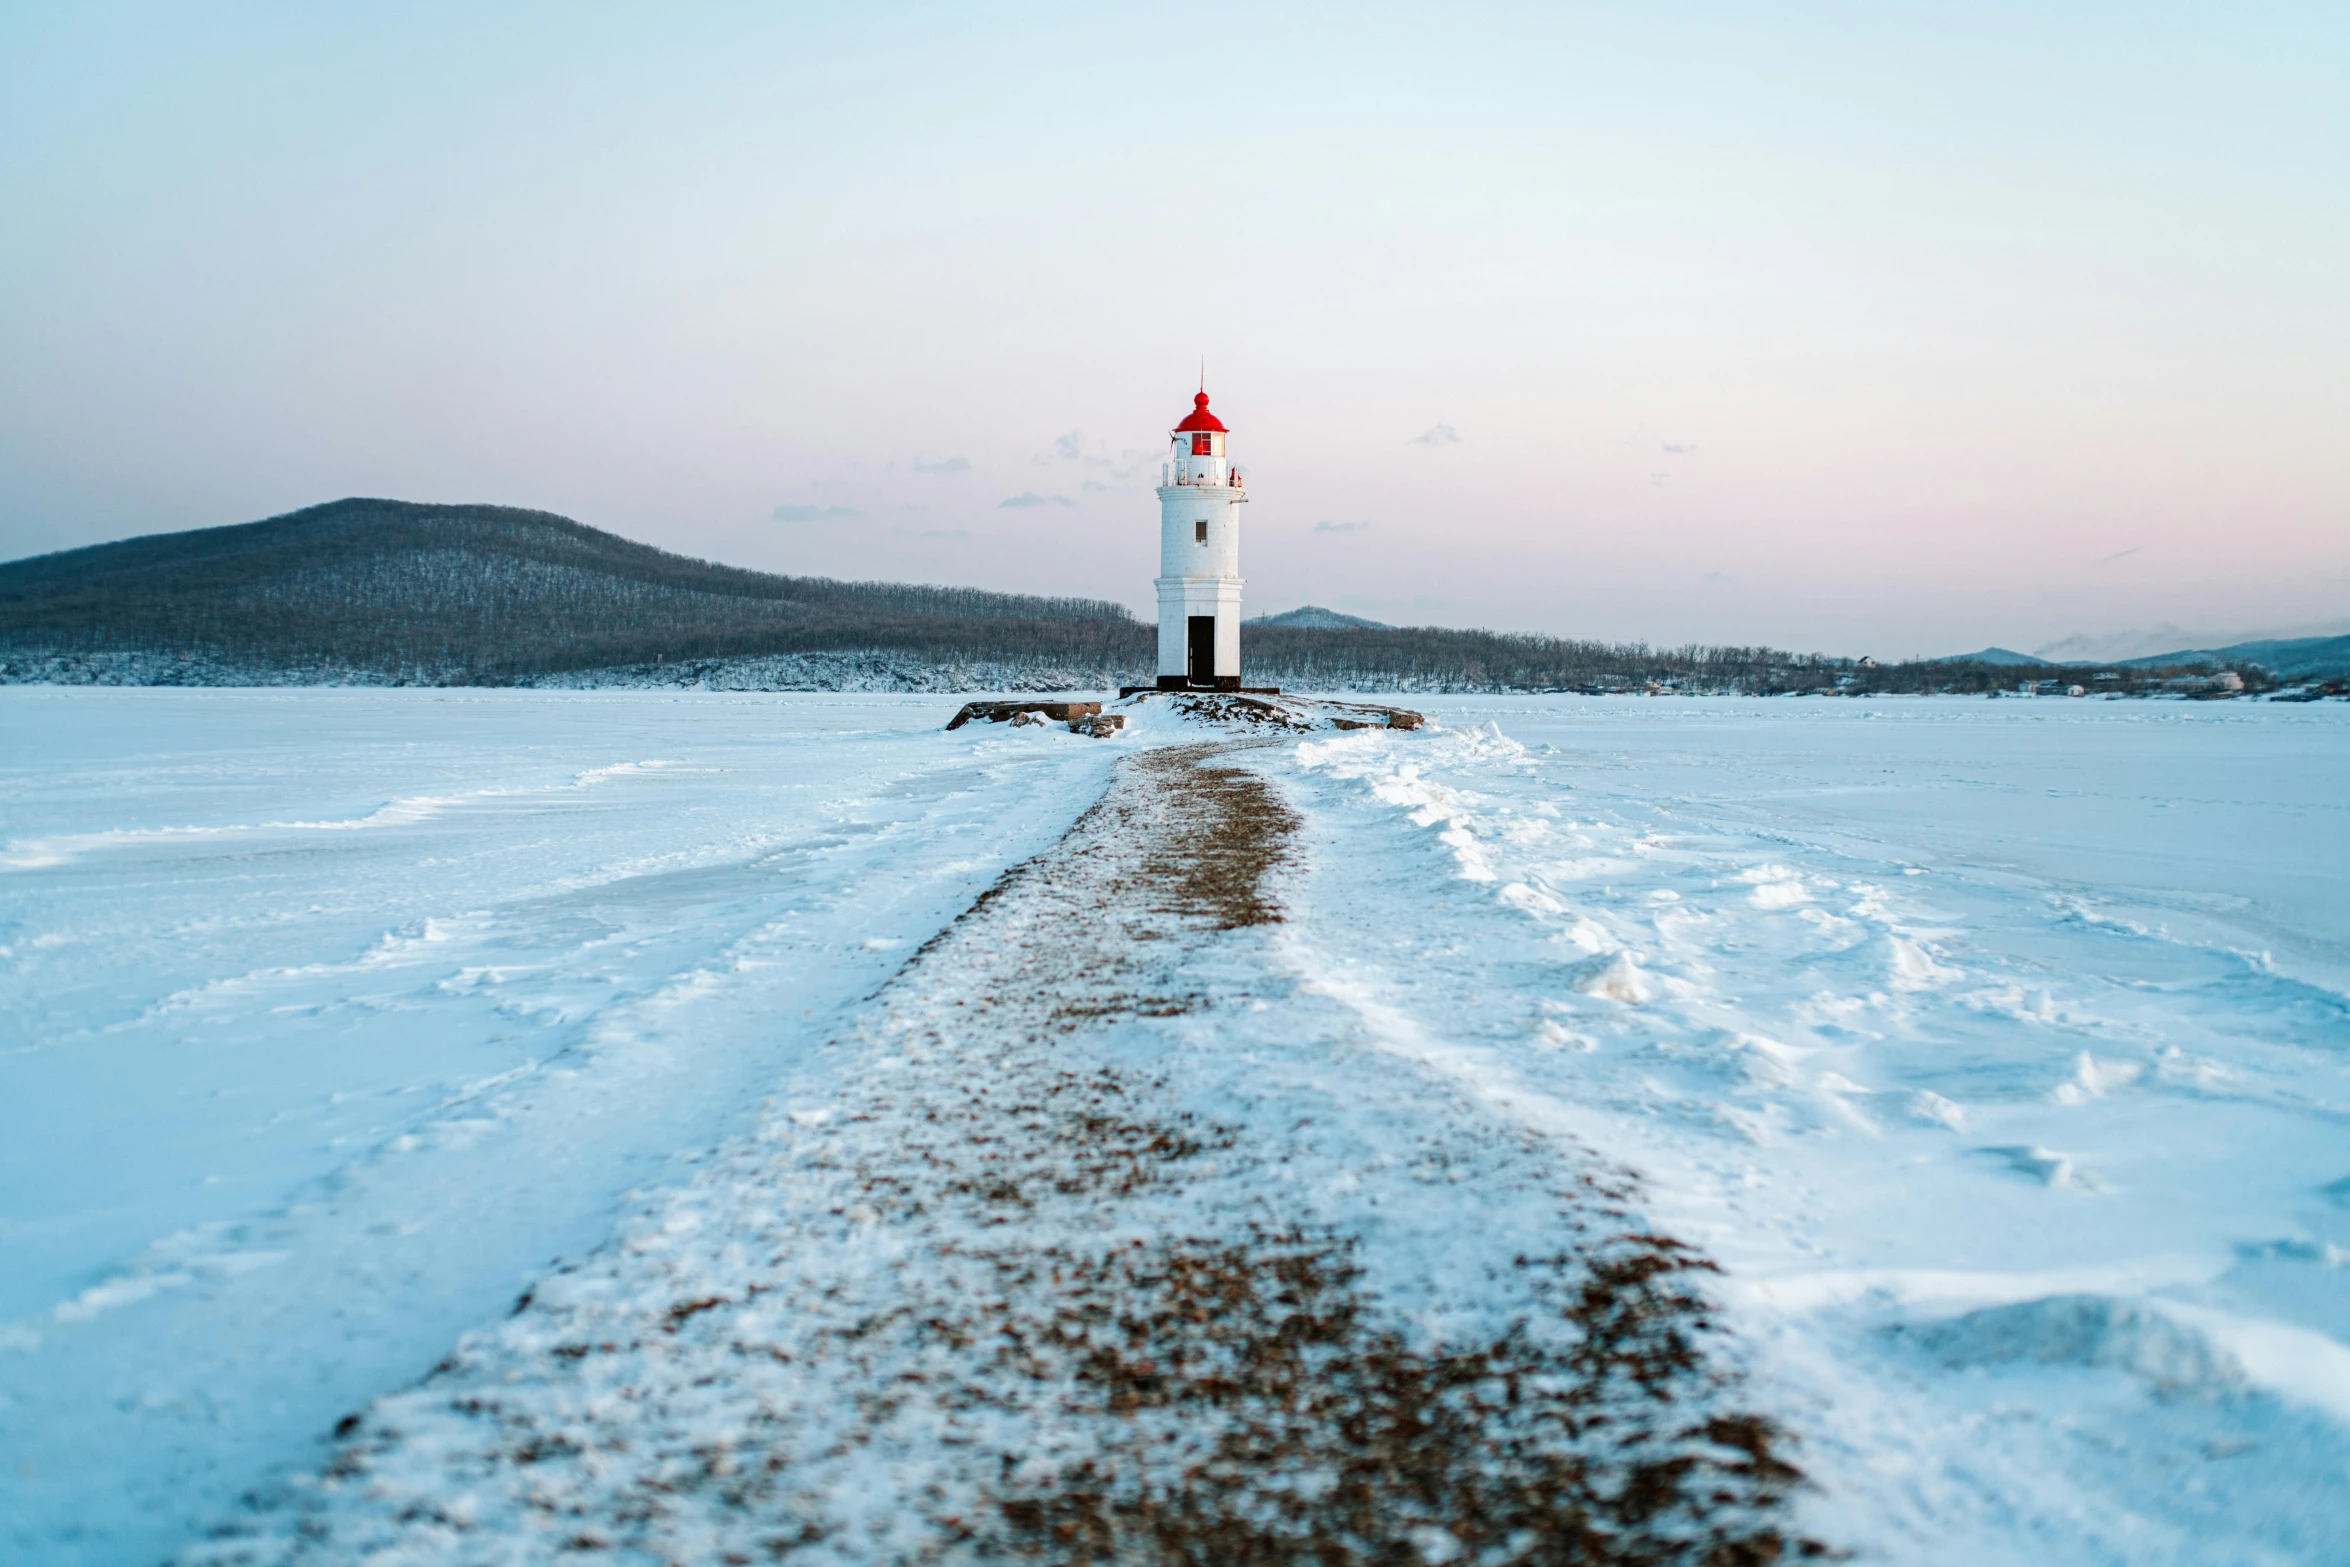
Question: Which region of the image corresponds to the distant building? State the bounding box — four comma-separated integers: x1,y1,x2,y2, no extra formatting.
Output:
2163,671,2246,694
1155,387,1247,690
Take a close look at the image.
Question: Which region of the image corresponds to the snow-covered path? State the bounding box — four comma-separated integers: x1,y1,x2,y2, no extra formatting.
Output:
190,739,1806,1566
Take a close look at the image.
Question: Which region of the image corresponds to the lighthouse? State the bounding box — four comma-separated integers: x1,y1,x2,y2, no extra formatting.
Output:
1154,386,1246,690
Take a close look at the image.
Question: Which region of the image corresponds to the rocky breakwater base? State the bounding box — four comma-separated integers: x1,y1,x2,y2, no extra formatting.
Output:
947,691,1425,736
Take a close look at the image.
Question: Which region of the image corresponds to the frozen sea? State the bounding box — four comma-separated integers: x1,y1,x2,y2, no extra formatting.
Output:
3,687,2347,1563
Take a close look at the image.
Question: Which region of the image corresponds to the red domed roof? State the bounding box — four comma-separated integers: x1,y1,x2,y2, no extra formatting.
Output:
1173,389,1227,433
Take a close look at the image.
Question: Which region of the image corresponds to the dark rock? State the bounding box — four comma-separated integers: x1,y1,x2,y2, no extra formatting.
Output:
945,700,1103,731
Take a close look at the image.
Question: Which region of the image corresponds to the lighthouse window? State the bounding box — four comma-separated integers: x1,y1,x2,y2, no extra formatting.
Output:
1195,519,1208,543
1191,433,1212,456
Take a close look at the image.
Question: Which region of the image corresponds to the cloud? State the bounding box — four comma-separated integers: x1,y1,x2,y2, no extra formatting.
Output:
1314,519,1373,533
2096,545,2144,563
1648,472,1670,486
1081,479,1114,492
1038,431,1115,469
1663,443,1697,454
1703,571,1729,582
772,504,863,523
998,492,1076,508
1409,424,1460,446
910,456,970,474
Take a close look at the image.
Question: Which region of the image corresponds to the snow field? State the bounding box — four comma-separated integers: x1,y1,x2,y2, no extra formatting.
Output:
1263,697,2350,1563
0,688,1124,1565
4,689,2345,1564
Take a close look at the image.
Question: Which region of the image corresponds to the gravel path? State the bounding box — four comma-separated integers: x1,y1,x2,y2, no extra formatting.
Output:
191,741,1819,1566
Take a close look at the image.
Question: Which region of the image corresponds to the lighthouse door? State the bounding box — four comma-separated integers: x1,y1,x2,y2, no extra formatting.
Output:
1186,615,1216,683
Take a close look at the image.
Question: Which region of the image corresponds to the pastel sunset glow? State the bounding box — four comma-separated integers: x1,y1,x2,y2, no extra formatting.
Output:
3,2,2343,653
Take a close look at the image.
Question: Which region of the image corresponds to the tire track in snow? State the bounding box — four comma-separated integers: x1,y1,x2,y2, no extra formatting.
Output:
191,741,1819,1566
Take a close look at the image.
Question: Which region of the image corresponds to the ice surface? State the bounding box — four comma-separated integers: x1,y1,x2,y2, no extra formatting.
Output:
5,689,2348,1564
0,688,1120,1564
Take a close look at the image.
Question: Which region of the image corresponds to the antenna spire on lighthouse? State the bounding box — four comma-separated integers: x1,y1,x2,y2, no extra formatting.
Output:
1153,382,1245,690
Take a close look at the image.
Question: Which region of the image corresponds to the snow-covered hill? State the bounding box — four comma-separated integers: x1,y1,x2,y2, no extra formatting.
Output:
1935,645,2050,666
0,498,1149,687
1244,603,1392,629
2036,621,2350,677
2117,632,2350,679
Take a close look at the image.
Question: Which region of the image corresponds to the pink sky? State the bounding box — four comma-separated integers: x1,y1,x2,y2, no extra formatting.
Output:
3,3,2343,654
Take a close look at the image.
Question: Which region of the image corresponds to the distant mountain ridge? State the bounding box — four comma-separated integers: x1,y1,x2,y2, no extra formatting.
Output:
0,499,1835,693
2033,619,2350,665
1938,634,2350,680
1939,647,2051,667
2,498,2309,694
0,498,1144,684
2115,634,2350,680
1244,605,1390,630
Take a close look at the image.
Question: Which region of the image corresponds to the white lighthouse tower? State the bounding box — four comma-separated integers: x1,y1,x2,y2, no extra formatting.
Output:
1154,386,1246,690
